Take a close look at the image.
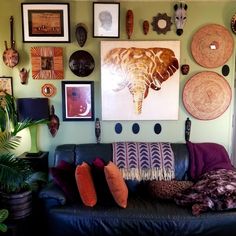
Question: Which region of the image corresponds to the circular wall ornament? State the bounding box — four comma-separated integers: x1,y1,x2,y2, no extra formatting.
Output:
154,123,162,134
191,24,234,68
41,83,57,97
69,50,95,77
151,13,172,34
115,123,122,134
183,71,231,120
132,123,140,134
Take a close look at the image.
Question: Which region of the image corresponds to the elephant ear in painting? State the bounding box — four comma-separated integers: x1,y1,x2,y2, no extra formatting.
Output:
103,47,179,114
174,3,188,36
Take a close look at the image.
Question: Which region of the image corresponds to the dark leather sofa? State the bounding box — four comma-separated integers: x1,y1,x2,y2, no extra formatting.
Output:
39,143,236,236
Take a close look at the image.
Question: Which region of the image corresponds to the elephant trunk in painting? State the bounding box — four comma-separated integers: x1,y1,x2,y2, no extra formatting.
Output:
103,47,179,114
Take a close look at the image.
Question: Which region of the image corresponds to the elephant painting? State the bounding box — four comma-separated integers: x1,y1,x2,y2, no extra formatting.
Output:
101,41,179,119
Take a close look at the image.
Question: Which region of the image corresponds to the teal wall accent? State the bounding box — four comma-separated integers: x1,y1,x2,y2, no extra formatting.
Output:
0,0,235,165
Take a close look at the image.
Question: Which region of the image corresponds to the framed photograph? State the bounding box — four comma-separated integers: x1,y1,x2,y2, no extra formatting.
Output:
62,81,94,121
101,41,180,120
21,3,70,42
31,47,64,80
93,2,120,38
0,77,13,95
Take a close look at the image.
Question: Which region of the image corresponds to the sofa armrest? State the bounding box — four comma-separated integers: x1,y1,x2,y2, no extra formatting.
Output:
39,181,67,206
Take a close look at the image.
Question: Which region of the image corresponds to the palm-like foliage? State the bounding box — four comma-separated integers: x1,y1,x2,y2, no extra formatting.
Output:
0,92,48,193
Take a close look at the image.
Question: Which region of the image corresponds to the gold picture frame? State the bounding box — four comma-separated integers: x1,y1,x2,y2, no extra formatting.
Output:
31,47,64,80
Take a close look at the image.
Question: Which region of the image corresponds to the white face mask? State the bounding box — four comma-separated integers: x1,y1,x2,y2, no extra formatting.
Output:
174,3,188,36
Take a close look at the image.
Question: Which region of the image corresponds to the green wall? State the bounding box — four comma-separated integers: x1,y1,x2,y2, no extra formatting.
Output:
0,0,235,165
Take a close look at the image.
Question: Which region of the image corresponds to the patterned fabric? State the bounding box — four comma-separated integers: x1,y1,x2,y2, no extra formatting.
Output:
112,142,175,181
148,180,194,200
174,169,236,216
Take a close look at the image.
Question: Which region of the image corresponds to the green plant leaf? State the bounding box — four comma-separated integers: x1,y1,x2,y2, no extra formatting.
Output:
0,209,8,222
0,223,7,233
0,153,32,193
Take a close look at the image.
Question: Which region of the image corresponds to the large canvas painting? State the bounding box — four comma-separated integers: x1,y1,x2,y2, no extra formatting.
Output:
101,41,180,120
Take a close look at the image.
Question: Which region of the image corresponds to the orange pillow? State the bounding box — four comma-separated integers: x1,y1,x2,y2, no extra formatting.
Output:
104,161,128,208
75,162,97,207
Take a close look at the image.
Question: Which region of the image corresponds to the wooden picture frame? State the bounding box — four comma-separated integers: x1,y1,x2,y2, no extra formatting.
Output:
62,81,94,121
21,3,70,42
0,77,13,95
93,2,120,38
31,47,64,80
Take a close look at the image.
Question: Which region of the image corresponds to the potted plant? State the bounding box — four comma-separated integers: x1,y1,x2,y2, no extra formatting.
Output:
0,92,47,219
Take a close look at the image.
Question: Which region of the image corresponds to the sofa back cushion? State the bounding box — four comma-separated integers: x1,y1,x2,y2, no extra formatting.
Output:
54,143,190,181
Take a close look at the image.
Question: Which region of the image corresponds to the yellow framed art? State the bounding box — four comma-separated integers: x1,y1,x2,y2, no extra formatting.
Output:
31,47,64,80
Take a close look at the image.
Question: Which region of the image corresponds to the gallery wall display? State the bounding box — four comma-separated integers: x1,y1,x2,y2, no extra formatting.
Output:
21,3,70,42
93,2,120,38
31,47,64,80
183,71,231,120
101,40,180,120
61,81,94,121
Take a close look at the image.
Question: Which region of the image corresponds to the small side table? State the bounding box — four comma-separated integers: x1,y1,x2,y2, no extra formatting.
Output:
18,152,49,174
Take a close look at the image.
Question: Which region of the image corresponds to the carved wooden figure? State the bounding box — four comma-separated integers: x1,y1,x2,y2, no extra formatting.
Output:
143,20,149,35
126,10,134,39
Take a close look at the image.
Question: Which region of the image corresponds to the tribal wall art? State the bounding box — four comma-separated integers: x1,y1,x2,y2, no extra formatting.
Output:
101,41,180,120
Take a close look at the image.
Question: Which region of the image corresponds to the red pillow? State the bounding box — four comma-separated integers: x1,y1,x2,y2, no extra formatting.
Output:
50,160,79,202
75,162,97,207
104,161,128,208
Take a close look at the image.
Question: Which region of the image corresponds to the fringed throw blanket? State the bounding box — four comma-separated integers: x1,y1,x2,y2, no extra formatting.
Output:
112,142,175,181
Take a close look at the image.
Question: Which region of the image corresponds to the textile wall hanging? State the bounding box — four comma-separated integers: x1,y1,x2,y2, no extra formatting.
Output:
191,24,234,68
101,41,180,120
183,71,231,120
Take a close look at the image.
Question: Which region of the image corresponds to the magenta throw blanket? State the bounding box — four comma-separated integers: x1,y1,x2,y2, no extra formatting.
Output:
187,141,233,181
112,142,175,181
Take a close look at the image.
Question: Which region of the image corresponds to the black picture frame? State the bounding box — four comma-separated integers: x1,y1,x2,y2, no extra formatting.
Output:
21,3,70,43
62,81,94,121
93,2,120,38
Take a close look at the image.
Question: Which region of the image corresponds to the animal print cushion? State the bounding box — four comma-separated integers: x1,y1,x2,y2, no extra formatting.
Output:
148,180,194,200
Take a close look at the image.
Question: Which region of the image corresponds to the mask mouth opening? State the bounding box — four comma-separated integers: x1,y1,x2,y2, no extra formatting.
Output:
176,29,183,36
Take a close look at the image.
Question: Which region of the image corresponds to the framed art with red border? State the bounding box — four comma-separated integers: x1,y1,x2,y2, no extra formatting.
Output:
62,81,94,121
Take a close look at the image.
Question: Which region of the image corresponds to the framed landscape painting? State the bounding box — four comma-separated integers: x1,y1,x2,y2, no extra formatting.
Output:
101,41,180,120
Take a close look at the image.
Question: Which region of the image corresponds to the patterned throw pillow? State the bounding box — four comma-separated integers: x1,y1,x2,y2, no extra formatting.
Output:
148,180,194,200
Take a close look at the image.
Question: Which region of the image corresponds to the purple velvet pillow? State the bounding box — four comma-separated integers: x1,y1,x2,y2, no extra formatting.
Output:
91,157,115,206
50,160,79,202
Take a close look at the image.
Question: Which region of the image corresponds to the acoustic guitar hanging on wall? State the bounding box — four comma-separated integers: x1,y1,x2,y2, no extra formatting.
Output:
3,16,19,68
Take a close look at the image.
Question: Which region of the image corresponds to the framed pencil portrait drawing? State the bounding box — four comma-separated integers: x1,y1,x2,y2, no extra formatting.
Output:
93,2,120,38
62,81,94,121
21,3,70,42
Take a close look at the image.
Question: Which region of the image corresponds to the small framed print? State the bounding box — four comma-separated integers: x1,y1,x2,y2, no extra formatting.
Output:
21,3,70,42
93,2,120,38
31,47,64,80
62,81,94,121
0,77,13,95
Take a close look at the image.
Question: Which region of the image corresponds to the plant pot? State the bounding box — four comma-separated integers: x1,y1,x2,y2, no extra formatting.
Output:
0,190,32,220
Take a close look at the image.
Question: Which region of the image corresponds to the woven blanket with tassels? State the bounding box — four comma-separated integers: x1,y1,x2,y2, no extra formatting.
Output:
112,142,175,181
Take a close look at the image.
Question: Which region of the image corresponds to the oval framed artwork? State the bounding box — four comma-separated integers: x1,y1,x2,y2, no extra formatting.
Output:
41,83,57,97
182,71,231,120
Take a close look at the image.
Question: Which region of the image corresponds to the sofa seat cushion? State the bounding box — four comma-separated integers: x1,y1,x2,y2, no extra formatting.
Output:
45,195,236,236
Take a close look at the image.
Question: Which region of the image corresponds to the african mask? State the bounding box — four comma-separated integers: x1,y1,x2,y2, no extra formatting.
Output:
174,3,187,36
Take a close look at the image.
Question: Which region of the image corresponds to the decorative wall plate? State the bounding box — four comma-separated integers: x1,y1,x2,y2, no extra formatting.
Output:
183,71,231,120
69,50,95,77
191,24,234,68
